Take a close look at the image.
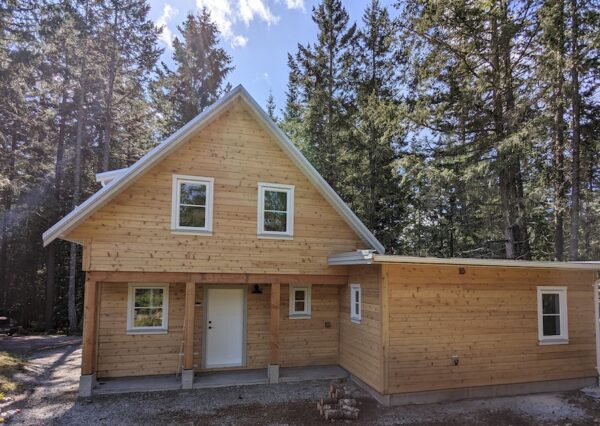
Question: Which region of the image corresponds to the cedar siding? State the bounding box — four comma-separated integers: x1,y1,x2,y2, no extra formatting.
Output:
68,99,363,275
339,265,384,392
382,263,597,394
96,281,340,378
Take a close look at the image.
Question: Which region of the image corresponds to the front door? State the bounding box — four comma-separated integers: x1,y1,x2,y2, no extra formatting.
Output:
205,287,245,368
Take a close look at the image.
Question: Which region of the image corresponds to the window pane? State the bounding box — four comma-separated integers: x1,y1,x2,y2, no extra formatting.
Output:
264,190,287,211
543,315,560,336
542,293,560,315
180,182,206,206
149,288,163,307
134,308,163,327
135,288,152,308
294,290,305,302
295,300,305,312
355,290,360,304
179,205,206,227
354,302,359,316
264,211,287,232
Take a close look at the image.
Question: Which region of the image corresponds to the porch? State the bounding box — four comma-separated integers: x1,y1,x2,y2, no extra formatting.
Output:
80,271,348,397
93,365,349,395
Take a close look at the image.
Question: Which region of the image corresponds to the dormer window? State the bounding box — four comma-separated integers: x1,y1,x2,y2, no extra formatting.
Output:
257,183,294,238
171,175,214,234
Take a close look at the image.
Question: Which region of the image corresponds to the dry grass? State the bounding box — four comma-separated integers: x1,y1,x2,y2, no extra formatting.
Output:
0,351,25,393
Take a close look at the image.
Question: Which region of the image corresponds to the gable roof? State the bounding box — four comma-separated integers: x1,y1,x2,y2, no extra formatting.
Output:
43,85,385,253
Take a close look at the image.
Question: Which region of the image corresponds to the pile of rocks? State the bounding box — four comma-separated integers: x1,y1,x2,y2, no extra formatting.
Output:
316,385,359,421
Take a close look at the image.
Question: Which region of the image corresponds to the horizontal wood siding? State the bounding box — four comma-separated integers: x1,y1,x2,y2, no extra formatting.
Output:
68,100,362,275
279,284,340,367
384,264,597,394
97,280,340,377
339,265,383,392
96,282,185,378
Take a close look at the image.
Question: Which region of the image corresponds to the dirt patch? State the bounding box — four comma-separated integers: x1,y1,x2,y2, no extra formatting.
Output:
0,351,25,393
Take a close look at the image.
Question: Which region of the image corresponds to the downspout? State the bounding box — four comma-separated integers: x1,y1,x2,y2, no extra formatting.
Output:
594,274,600,385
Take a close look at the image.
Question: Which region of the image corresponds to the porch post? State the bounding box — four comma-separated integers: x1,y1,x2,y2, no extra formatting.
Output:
80,274,98,397
269,282,280,383
182,281,196,389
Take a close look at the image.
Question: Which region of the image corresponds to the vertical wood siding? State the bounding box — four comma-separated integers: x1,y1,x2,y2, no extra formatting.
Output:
384,264,597,394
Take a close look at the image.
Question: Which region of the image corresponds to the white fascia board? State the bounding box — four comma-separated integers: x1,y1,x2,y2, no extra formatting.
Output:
327,253,600,270
328,250,375,265
95,168,129,186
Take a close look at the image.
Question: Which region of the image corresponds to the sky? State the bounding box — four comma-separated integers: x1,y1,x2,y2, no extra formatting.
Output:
147,0,395,118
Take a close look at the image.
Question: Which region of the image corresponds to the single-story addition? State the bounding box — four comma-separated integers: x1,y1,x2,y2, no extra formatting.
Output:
43,85,600,404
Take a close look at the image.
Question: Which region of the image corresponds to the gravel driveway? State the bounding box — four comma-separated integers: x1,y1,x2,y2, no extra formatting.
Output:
3,335,600,425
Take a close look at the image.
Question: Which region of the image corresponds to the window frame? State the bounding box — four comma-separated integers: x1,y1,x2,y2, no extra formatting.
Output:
127,283,169,334
171,174,214,234
257,182,294,238
537,286,568,344
350,284,361,323
289,285,311,318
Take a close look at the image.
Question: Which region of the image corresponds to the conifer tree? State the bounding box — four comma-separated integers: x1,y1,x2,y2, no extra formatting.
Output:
152,8,233,138
284,0,357,190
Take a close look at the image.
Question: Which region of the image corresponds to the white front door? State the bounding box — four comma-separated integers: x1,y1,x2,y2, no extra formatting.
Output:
205,287,245,368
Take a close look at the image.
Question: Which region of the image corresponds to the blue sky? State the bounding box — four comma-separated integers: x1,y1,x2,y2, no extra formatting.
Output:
147,0,395,118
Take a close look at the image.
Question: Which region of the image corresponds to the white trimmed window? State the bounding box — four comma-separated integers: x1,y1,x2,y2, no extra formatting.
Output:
289,285,311,318
257,183,294,238
537,286,568,344
350,284,361,323
127,284,169,333
172,175,214,233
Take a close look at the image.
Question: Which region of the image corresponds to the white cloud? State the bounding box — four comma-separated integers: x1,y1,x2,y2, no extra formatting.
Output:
232,35,248,47
196,0,279,48
284,0,304,11
239,0,279,26
157,4,179,49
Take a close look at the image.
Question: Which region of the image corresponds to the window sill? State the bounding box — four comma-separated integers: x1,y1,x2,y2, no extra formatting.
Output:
289,314,311,320
126,329,168,335
538,338,569,346
171,229,213,236
258,233,294,240
351,318,361,324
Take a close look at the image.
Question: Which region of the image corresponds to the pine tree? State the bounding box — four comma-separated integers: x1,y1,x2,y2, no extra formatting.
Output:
347,0,407,252
152,8,233,138
266,90,277,121
284,0,357,190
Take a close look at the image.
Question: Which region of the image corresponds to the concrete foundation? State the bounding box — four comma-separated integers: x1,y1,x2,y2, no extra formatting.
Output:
181,369,194,389
267,363,280,384
79,373,96,398
350,374,598,406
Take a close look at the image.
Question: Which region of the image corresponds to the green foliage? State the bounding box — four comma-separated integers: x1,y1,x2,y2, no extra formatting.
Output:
151,8,233,138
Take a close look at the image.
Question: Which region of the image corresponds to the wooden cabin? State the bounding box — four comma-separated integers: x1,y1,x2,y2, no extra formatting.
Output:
43,85,600,403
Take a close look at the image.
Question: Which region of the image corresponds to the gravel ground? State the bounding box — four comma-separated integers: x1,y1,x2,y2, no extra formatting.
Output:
3,335,600,425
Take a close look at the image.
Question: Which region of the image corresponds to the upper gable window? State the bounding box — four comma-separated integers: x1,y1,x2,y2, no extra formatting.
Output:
257,183,294,238
171,175,214,234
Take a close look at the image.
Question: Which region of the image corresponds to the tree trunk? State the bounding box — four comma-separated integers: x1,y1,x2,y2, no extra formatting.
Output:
101,6,120,172
46,88,68,330
67,66,88,334
552,3,566,261
568,0,581,261
0,132,16,310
